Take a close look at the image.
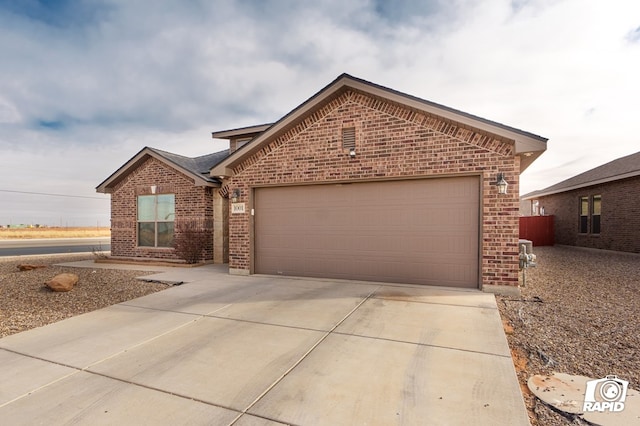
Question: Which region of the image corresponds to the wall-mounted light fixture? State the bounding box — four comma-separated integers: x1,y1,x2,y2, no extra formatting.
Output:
231,188,241,203
495,173,508,194
150,185,157,194
349,148,356,158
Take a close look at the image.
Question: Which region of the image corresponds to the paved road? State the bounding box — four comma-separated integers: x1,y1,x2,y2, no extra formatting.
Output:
0,237,110,257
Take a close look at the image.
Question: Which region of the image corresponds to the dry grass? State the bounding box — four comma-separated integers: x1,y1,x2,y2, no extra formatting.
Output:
0,227,110,239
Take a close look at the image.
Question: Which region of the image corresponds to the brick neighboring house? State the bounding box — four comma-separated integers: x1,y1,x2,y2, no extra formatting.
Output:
521,151,640,253
97,74,548,294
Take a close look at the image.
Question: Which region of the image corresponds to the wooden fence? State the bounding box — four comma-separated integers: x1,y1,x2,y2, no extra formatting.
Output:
519,216,554,246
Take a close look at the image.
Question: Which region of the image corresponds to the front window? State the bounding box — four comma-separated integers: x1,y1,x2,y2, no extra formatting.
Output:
137,194,175,247
592,195,601,234
579,196,589,233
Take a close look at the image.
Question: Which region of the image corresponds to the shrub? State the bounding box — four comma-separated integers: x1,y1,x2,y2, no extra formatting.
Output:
173,221,210,264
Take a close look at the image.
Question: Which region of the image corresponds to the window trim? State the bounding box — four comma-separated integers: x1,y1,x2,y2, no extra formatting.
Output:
137,194,175,248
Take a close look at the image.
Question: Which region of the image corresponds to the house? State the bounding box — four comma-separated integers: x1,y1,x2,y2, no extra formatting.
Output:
97,74,548,294
96,147,227,262
521,151,640,253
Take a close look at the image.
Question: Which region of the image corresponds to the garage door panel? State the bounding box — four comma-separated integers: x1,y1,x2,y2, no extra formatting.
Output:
254,177,479,288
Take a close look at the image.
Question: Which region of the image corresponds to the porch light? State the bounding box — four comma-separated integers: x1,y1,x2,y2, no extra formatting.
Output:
496,173,508,194
349,148,356,158
231,188,241,203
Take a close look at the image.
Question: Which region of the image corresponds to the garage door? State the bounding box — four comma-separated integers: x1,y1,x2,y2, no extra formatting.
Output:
254,177,479,288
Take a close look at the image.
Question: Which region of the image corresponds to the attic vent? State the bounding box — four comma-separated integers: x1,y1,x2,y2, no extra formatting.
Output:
342,127,356,149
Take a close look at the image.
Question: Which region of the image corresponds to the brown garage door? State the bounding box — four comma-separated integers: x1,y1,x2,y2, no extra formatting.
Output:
254,177,479,288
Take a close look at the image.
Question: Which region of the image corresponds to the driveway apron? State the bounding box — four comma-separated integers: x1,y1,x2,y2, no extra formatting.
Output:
0,263,529,425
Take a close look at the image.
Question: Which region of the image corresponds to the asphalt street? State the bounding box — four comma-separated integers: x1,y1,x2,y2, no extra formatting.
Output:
0,237,110,257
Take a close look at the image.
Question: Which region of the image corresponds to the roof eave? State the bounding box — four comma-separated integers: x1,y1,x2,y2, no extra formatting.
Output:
210,74,548,178
521,169,640,200
96,147,220,194
518,146,547,173
211,79,346,177
211,123,273,139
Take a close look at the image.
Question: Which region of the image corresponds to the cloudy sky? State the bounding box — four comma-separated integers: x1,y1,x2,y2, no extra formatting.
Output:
1,0,638,226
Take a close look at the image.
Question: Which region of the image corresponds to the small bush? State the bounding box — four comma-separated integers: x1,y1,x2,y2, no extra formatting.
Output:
91,244,108,260
173,222,210,264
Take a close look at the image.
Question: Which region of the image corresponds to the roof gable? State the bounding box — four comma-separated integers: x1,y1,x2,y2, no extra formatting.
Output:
96,147,228,193
210,73,548,177
522,150,640,199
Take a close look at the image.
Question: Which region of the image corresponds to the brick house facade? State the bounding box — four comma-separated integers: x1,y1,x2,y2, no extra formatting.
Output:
98,74,547,294
522,151,640,253
211,74,547,294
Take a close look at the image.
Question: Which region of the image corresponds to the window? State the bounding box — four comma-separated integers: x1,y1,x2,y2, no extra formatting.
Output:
532,200,539,216
592,195,601,234
579,196,589,233
138,194,175,247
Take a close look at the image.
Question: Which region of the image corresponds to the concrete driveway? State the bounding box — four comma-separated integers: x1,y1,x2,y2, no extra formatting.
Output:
0,263,529,425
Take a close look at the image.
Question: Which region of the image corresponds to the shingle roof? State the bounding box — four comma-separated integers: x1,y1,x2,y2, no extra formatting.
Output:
148,147,229,179
522,150,640,199
96,147,230,193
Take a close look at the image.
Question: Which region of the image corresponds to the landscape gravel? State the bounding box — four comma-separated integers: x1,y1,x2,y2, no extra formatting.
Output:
0,254,169,338
497,246,640,425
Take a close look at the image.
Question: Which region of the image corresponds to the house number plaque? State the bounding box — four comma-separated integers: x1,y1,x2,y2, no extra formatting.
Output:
231,203,246,214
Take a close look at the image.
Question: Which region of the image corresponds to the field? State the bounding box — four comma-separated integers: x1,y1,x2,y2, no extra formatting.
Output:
0,227,110,239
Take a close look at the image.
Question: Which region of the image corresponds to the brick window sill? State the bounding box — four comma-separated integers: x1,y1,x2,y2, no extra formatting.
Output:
135,247,175,251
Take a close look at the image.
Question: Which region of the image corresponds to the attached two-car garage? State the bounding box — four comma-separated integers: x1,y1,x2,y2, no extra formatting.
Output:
254,176,480,288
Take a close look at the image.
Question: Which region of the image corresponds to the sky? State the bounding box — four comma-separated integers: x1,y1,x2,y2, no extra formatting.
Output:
1,0,639,226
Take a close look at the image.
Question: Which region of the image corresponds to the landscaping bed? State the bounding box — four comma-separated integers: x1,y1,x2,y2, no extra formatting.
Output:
497,246,640,425
0,254,168,338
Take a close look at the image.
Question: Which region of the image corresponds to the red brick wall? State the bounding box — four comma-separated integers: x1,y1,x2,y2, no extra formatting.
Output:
225,90,521,288
110,156,214,261
536,175,640,253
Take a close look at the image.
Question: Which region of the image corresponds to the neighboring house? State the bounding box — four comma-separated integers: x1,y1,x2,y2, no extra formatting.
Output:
97,74,548,294
521,151,640,253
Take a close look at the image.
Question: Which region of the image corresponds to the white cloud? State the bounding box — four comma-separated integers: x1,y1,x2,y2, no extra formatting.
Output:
1,0,639,224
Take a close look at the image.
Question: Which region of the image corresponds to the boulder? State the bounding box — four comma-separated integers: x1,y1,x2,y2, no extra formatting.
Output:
45,273,79,292
17,264,47,271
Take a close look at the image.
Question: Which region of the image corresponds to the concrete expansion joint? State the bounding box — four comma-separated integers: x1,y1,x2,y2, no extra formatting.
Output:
0,348,80,410
235,285,382,419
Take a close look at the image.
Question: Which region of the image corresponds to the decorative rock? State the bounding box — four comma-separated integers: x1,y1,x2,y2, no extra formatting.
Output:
45,273,79,292
17,264,47,271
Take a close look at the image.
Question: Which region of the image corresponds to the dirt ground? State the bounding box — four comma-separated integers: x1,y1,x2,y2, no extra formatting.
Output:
497,246,640,425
